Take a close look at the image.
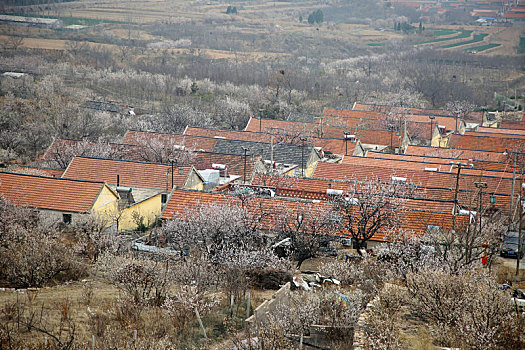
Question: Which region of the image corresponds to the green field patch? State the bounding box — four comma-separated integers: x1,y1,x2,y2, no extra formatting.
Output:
367,43,385,46
440,33,488,48
519,37,525,54
415,30,472,45
465,43,501,52
9,13,129,26
432,29,457,36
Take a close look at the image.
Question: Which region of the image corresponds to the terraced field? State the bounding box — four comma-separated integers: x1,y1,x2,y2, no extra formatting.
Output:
441,33,488,48
416,29,472,45
465,43,501,52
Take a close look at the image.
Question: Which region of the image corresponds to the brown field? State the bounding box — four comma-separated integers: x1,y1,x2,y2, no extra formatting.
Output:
1,0,521,58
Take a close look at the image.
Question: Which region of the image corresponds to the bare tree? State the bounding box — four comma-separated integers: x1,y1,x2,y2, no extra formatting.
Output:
446,100,475,132
332,177,415,250
276,202,338,268
405,269,524,349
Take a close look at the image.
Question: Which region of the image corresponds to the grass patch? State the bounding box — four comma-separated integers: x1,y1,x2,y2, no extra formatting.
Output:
465,43,500,52
367,43,385,46
440,33,488,48
415,29,472,45
519,37,525,54
8,13,129,25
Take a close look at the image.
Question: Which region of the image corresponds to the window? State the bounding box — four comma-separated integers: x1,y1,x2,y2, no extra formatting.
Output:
161,193,167,204
63,213,72,224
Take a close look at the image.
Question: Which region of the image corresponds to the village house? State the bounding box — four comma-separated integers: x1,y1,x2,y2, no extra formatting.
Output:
161,187,469,247
0,171,119,228
61,156,204,231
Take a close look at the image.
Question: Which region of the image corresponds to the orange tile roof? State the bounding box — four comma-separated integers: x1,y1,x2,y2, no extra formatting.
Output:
499,120,525,130
162,188,469,241
244,118,320,136
62,156,193,190
324,107,460,131
188,125,357,155
342,154,513,177
244,118,401,148
312,161,513,212
193,152,260,177
476,127,525,137
405,145,508,163
0,171,108,213
353,103,483,122
186,127,270,143
448,134,525,153
251,174,455,213
123,130,218,152
365,151,511,172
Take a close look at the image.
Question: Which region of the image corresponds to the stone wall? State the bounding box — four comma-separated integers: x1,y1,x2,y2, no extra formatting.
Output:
245,282,290,330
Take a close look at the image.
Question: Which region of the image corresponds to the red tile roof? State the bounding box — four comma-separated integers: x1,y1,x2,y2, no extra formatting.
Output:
499,120,525,130
365,151,511,172
123,130,218,152
251,174,455,213
244,118,402,148
476,127,525,137
324,107,460,133
162,188,469,241
62,156,194,190
405,145,508,163
187,125,357,155
342,154,513,178
193,151,260,177
244,118,320,137
0,171,109,213
312,161,512,212
448,134,525,153
353,103,483,122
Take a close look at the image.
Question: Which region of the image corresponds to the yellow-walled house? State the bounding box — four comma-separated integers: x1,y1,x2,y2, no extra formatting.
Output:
0,171,119,228
60,156,206,231
116,191,163,232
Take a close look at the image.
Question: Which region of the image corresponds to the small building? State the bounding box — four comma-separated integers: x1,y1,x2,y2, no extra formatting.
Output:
61,156,205,231
0,171,118,228
0,15,62,29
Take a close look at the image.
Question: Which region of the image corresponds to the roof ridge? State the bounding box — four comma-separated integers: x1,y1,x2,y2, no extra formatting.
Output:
0,170,106,185
72,156,191,167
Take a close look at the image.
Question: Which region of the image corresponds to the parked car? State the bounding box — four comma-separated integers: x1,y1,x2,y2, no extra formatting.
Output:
500,232,525,259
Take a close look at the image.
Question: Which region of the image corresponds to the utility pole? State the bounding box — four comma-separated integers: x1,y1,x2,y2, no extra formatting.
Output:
510,151,517,229
429,115,435,146
270,133,274,172
452,162,465,232
300,137,306,177
517,178,523,276
242,147,248,184
475,182,488,263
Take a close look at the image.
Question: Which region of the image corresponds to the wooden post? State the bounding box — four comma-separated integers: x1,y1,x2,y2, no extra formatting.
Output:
230,294,234,318
195,308,208,339
246,292,251,319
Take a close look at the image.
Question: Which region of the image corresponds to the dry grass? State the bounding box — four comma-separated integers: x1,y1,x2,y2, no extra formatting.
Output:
0,275,275,348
